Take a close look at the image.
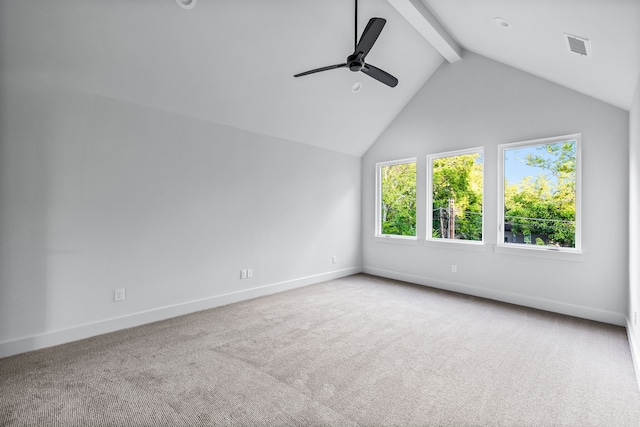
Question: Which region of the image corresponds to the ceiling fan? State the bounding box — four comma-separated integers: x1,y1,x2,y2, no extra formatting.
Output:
293,0,398,88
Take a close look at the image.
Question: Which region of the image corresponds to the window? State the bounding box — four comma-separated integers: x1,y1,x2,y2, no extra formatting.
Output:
498,134,581,252
376,158,417,238
427,148,484,243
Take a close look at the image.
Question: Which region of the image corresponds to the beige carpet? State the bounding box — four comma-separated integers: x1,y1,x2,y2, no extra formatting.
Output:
1,274,639,426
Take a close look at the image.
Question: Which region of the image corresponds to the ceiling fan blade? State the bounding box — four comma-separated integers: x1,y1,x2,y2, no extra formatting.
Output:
361,64,398,87
294,63,348,78
355,18,386,57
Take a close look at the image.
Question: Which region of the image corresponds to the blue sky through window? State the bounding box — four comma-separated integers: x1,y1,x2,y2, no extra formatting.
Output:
504,144,562,185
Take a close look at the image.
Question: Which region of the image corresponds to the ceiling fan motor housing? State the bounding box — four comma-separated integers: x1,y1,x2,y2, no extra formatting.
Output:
348,53,365,71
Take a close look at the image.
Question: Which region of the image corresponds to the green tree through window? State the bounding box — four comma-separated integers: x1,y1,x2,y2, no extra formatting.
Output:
502,138,578,248
429,150,483,241
380,161,416,236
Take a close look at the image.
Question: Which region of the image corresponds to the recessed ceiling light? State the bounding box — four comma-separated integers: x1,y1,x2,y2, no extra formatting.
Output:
494,17,512,29
351,82,362,93
175,0,196,10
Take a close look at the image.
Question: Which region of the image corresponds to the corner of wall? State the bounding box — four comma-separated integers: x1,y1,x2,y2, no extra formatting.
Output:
628,71,640,391
627,318,640,392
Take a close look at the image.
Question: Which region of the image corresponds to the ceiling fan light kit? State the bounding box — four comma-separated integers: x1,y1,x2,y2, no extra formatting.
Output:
175,0,196,10
494,17,512,29
294,0,398,88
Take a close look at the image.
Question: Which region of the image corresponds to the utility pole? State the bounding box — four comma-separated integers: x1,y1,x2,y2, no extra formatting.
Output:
448,198,455,239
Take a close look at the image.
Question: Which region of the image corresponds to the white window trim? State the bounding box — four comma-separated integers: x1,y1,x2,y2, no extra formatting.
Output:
426,147,484,245
375,157,418,240
497,133,582,253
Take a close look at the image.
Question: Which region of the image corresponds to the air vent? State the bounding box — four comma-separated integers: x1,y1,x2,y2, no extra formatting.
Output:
564,33,591,57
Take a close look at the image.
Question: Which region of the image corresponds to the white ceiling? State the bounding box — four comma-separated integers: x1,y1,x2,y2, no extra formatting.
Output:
2,0,639,156
424,0,640,111
2,0,443,156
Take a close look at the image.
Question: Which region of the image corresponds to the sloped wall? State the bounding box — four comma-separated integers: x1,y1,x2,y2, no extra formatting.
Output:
362,52,629,324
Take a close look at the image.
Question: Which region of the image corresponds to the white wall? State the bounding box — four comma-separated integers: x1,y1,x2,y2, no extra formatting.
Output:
0,76,362,357
629,73,640,383
362,52,629,325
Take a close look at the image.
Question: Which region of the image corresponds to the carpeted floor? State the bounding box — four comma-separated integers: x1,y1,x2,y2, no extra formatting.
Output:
1,274,640,426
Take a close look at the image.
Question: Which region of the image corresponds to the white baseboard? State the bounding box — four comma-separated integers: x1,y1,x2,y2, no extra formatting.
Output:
0,267,361,359
363,266,627,326
627,319,640,392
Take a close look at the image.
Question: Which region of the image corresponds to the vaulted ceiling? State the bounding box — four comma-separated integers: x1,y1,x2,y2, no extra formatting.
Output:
2,0,638,156
426,0,640,112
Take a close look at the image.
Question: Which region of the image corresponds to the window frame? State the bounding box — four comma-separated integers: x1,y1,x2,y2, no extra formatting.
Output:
497,133,582,253
426,147,485,245
375,157,418,241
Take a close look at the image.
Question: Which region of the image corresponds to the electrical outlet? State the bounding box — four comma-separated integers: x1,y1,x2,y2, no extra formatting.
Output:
451,265,457,273
332,256,337,264
247,268,253,278
240,269,247,279
114,288,126,302
635,311,637,326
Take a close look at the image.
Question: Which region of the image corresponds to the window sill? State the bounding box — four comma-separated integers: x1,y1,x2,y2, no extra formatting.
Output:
422,239,488,252
374,235,419,245
494,244,583,262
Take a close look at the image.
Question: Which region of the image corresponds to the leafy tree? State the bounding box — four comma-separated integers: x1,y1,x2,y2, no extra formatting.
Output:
431,153,483,240
381,162,416,236
524,142,576,177
504,141,576,247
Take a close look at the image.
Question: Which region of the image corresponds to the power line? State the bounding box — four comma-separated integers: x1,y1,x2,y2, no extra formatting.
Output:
505,216,574,224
